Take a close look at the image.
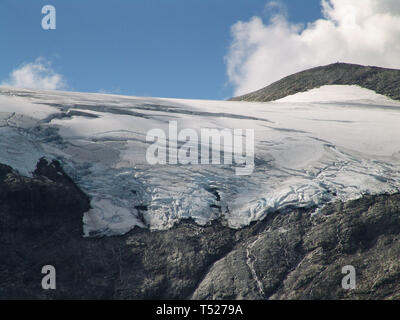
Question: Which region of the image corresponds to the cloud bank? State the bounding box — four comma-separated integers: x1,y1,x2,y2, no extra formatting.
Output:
1,58,66,90
226,0,400,96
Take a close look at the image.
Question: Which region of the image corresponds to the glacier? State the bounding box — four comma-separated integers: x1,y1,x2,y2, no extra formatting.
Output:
1,84,400,237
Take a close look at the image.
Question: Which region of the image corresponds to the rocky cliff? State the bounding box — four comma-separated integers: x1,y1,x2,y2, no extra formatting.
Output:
1,159,399,299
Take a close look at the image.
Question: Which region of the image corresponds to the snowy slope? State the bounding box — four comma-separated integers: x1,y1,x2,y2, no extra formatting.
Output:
1,85,400,236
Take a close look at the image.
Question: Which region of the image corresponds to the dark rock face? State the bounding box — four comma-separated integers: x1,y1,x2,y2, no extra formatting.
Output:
0,160,236,299
230,63,400,102
0,160,400,299
193,196,400,300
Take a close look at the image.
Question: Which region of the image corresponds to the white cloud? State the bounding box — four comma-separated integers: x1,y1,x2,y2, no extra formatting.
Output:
226,0,400,96
263,1,288,18
1,58,66,90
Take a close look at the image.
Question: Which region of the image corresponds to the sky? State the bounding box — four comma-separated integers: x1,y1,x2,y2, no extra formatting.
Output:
1,1,399,99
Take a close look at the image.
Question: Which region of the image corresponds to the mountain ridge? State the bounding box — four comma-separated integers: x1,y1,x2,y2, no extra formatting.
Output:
230,63,400,102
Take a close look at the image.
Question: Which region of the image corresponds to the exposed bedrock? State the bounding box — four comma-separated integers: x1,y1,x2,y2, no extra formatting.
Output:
0,160,399,299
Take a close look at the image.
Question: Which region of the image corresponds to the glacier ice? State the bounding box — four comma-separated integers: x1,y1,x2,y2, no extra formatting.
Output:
1,85,400,236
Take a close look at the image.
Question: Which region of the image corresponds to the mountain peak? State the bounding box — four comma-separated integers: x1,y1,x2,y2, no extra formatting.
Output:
230,62,400,102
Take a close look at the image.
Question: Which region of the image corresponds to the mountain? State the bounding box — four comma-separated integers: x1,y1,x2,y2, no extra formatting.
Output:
230,63,400,102
1,66,400,299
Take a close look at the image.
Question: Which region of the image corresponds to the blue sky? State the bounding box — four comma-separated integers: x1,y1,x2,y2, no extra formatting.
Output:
0,1,327,99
